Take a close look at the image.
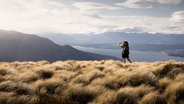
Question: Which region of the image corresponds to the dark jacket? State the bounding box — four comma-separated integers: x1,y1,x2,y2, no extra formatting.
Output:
121,41,129,55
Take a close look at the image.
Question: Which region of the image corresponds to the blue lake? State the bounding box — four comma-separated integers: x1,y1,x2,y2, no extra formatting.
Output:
73,46,184,62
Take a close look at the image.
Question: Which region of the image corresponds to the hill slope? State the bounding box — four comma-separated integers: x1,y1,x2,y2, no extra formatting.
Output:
0,30,119,61
0,60,183,104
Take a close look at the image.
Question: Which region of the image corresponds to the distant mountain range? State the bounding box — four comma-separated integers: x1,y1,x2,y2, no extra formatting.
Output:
38,32,184,58
38,32,184,45
0,30,119,62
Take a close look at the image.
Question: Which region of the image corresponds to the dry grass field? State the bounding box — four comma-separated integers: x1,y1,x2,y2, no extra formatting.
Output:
0,60,184,104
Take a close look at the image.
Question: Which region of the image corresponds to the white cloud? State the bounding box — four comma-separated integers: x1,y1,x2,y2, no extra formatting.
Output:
0,0,63,13
0,0,183,34
99,14,184,34
73,2,120,11
171,11,184,23
113,27,145,33
116,0,153,9
116,0,182,9
72,2,121,17
156,0,182,4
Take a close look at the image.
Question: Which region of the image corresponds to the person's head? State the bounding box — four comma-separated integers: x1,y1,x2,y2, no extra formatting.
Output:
123,41,129,46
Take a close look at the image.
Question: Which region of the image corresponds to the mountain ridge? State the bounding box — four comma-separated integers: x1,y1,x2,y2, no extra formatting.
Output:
0,30,119,61
38,32,184,45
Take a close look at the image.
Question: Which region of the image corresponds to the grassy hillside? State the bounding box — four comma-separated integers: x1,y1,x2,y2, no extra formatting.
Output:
0,60,184,104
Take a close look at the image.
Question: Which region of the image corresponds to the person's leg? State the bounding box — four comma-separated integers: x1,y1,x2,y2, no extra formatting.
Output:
123,58,126,63
127,58,132,63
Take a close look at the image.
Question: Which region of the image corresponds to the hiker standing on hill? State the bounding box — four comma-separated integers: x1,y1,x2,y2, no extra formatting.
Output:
118,41,132,63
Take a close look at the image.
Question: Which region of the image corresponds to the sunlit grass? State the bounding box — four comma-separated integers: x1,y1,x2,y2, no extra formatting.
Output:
0,60,183,104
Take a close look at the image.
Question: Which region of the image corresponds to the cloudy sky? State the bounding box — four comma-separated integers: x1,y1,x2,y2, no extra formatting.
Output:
0,0,184,34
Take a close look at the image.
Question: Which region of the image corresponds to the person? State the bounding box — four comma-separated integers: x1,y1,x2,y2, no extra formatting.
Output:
118,41,132,63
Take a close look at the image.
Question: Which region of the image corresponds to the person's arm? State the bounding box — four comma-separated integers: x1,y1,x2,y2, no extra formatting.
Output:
118,42,123,47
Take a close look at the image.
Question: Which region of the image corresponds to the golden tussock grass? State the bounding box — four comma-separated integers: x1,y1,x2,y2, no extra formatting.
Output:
165,81,184,104
139,91,167,104
0,60,183,104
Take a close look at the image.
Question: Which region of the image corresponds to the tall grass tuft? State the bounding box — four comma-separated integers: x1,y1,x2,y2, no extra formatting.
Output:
139,92,167,104
66,61,82,71
128,72,157,86
15,84,34,95
33,94,75,104
113,89,138,104
158,77,172,92
119,85,154,99
154,63,184,79
0,81,17,92
64,85,97,104
95,90,116,104
36,79,66,94
0,68,7,76
15,71,39,83
175,73,184,82
73,70,105,86
0,95,32,104
36,70,54,79
114,93,137,104
165,81,184,104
